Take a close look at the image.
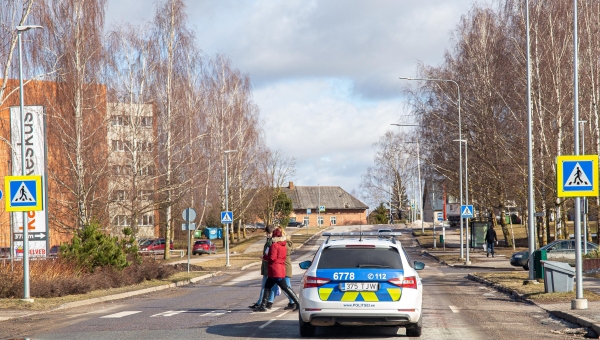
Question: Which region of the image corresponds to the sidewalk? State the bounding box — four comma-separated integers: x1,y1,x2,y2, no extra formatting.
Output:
404,221,600,335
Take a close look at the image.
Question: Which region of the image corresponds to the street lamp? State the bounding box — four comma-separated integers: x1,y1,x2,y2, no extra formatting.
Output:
17,24,42,302
392,124,423,234
399,76,465,259
455,139,470,265
224,149,237,267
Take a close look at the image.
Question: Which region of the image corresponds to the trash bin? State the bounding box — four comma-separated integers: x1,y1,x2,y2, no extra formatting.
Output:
204,227,219,240
533,249,547,279
542,260,575,293
439,235,444,244
193,230,202,239
217,228,223,239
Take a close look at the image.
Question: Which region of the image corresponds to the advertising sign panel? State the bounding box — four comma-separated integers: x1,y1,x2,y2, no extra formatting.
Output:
10,106,48,258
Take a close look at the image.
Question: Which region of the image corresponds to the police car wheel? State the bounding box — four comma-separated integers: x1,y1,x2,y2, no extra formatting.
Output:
298,312,316,337
405,314,422,337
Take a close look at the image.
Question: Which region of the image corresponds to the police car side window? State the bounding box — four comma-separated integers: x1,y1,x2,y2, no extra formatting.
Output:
317,247,403,269
403,249,413,268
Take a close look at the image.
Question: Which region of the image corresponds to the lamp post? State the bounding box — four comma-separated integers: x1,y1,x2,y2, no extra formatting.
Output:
399,76,464,259
455,139,470,265
579,120,588,254
17,24,42,302
224,149,237,267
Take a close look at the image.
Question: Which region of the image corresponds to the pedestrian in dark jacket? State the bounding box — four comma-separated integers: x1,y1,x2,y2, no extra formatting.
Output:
485,225,498,257
248,227,275,309
255,227,300,312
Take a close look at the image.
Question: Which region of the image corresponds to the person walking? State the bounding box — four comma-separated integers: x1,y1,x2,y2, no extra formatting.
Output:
248,226,276,309
255,227,300,312
280,228,297,310
485,224,498,257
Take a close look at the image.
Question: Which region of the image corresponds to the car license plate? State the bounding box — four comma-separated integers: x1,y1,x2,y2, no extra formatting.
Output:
340,282,379,291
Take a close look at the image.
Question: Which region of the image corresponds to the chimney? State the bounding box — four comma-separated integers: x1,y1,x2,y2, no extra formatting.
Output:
289,182,295,190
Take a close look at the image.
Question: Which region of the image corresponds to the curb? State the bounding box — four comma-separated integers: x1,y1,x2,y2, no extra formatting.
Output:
241,262,261,270
422,250,520,271
293,229,325,251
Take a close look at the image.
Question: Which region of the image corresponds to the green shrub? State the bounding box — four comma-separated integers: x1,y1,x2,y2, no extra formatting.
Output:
60,221,129,272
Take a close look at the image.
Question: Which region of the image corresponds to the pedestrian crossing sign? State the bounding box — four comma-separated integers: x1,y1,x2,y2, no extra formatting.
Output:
557,155,598,197
221,211,233,224
5,175,43,212
461,205,474,218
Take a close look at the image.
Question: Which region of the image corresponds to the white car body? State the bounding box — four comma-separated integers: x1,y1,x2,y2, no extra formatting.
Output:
297,232,424,337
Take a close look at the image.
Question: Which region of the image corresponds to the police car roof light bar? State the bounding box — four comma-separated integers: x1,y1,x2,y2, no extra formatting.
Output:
323,232,402,244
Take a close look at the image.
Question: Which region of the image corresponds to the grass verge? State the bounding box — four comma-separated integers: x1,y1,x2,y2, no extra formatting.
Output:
0,270,209,311
474,271,600,303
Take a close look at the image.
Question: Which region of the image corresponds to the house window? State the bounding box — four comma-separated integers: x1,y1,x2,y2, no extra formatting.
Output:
140,116,152,127
139,190,153,201
112,165,132,175
136,141,152,152
303,217,310,226
318,216,324,226
111,115,130,126
139,214,154,226
139,165,155,176
330,216,337,225
113,215,130,226
114,190,127,201
112,140,131,152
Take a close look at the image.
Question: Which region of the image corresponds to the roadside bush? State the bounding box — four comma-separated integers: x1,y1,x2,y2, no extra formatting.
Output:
60,221,129,272
0,257,177,299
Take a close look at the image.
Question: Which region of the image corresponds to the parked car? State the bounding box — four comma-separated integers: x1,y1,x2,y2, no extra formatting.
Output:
48,245,59,258
510,240,599,270
192,240,217,255
0,247,10,259
288,221,304,227
139,238,174,252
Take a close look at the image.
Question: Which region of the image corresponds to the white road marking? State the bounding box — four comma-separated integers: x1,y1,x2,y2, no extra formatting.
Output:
101,311,141,318
151,310,186,317
223,271,263,286
276,311,289,318
200,310,231,316
259,319,276,329
449,305,460,313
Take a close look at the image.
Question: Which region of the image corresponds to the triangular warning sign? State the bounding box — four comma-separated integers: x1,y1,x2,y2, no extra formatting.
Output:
11,182,35,203
461,206,472,216
565,162,591,187
222,212,232,222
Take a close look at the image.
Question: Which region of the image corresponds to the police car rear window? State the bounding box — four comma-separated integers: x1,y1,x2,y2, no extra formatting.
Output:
317,247,403,269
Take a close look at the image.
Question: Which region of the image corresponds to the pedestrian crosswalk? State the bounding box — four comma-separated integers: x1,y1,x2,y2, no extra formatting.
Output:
101,307,281,319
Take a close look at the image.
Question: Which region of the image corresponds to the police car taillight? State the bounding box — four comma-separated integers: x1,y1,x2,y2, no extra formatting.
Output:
388,277,417,289
303,276,330,288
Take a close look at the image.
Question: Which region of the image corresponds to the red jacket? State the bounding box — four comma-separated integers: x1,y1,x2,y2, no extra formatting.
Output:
264,236,287,278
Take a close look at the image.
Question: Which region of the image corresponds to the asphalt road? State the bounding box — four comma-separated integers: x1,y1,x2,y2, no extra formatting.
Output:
0,225,588,339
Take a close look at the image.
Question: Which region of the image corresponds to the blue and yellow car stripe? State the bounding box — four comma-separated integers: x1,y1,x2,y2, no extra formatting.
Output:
315,269,404,302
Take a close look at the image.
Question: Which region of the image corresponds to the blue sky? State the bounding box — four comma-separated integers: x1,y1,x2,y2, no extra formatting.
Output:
106,0,489,198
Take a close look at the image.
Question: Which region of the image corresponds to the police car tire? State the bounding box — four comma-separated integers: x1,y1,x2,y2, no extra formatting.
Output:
299,312,316,337
405,315,422,337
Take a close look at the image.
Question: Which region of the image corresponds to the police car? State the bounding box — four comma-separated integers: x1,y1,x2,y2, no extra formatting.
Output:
297,232,424,337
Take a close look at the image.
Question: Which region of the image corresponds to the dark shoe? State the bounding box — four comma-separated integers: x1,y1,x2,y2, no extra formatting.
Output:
292,303,299,311
248,303,259,309
492,254,495,257
486,253,489,257
266,302,273,309
279,283,301,308
255,305,268,312
283,302,296,310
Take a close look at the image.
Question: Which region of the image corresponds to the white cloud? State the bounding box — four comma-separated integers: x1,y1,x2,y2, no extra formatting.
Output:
105,0,490,197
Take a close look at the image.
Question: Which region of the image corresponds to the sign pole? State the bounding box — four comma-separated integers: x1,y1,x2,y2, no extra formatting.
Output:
186,209,190,273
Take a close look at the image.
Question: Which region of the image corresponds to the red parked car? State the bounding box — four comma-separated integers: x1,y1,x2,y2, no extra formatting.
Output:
139,238,174,252
192,240,217,255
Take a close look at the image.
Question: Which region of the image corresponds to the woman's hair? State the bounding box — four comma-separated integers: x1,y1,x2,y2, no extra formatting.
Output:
272,227,282,237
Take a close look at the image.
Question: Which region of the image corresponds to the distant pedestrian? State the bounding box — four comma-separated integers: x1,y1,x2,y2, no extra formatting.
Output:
248,226,276,309
255,227,300,312
485,225,498,257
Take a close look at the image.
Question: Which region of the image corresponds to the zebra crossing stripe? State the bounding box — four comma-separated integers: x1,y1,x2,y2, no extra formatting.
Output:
101,311,142,318
151,310,186,317
200,310,231,316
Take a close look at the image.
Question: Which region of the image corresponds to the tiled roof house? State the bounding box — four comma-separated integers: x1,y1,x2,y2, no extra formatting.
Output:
280,182,369,227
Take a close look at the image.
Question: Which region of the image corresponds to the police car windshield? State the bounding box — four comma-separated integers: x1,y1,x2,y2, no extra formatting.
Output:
317,247,403,269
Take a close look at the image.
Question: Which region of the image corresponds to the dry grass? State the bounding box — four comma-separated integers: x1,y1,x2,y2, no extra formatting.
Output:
0,271,209,311
475,271,600,303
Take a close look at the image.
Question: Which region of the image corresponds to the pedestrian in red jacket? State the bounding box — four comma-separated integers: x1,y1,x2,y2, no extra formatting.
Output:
255,227,300,312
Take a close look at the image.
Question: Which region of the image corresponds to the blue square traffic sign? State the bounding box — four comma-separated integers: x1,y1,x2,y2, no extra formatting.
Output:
557,155,599,197
5,175,43,211
221,211,233,224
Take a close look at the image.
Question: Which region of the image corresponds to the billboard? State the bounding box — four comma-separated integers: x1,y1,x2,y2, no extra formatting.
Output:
10,106,48,258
